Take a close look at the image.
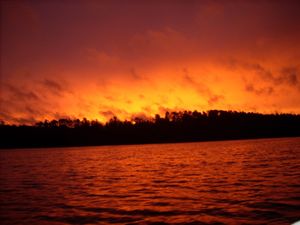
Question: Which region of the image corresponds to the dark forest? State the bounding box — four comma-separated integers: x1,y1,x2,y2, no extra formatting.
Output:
1,110,300,149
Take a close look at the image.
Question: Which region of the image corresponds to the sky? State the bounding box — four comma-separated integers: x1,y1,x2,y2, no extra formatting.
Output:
1,0,300,124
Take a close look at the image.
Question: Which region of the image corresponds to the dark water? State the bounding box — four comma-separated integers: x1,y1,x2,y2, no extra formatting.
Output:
1,137,300,225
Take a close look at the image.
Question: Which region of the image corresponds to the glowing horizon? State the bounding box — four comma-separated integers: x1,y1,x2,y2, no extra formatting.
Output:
1,0,300,124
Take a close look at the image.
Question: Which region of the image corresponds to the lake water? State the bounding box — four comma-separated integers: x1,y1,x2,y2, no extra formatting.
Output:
0,137,300,225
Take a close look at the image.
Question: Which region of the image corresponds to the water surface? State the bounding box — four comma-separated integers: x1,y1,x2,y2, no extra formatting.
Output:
1,137,300,224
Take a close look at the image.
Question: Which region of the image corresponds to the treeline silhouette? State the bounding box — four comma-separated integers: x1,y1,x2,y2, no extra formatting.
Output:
1,110,300,148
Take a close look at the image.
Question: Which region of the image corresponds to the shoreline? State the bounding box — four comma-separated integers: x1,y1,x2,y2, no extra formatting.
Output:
1,135,299,150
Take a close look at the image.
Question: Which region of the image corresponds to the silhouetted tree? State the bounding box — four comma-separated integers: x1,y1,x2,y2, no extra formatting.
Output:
1,110,300,148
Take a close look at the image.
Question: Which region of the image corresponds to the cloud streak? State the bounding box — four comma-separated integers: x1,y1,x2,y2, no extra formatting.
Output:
182,69,224,105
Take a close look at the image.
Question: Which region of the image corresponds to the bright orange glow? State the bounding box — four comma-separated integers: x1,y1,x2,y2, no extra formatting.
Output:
1,1,300,124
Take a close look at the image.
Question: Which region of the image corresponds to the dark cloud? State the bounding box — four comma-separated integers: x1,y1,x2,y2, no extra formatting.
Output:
0,81,65,124
226,59,273,81
24,105,42,115
247,63,274,81
251,64,300,88
0,110,37,125
245,83,274,95
41,79,65,96
280,67,299,86
5,83,39,101
208,95,224,105
228,59,300,89
99,110,118,119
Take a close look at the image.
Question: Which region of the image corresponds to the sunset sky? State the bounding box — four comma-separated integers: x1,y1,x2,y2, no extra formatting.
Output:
1,0,300,124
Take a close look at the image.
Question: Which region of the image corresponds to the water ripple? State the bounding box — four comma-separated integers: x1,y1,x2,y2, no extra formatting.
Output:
1,137,300,224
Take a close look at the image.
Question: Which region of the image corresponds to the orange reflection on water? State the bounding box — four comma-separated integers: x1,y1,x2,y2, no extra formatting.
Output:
1,137,300,224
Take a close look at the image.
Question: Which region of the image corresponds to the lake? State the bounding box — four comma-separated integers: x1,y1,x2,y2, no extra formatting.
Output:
1,137,300,225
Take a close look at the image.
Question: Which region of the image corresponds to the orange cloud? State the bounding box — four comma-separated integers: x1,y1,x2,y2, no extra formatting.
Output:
1,0,300,124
